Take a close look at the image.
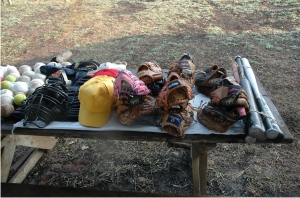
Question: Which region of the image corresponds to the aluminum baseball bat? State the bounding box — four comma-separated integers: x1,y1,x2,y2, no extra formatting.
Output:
241,58,282,142
242,58,277,137
260,92,285,143
235,56,266,141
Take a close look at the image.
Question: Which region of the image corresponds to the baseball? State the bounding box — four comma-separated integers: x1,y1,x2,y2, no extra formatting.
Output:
17,75,31,83
32,73,46,82
5,65,19,76
5,75,17,82
22,71,36,79
33,62,45,70
1,94,14,105
11,81,29,95
27,88,36,96
29,79,44,89
1,89,14,97
1,103,15,117
34,65,42,74
18,65,32,75
0,66,8,78
13,93,26,106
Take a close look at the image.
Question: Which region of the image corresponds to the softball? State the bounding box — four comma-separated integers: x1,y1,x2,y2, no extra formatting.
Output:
33,62,45,70
1,89,14,97
13,93,26,106
32,73,46,82
1,81,13,90
17,75,31,83
5,75,17,82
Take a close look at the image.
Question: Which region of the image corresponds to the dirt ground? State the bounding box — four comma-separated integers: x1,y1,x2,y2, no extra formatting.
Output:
1,0,300,196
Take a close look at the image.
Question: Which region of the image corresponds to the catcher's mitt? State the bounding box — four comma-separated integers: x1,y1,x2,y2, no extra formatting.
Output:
168,53,196,88
195,65,228,97
160,103,194,137
136,62,164,84
209,77,249,110
114,70,150,97
197,103,247,132
156,72,194,112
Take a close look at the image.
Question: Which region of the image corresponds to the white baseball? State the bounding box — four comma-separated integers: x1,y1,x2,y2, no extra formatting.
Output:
32,73,46,81
29,79,44,89
11,81,29,95
0,66,8,78
18,65,32,75
1,103,15,117
17,75,31,83
5,65,19,76
1,94,14,105
22,71,36,79
1,89,14,97
33,62,45,70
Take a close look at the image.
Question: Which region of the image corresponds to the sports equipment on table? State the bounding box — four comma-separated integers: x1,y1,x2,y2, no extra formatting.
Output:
156,72,194,112
136,62,165,96
23,83,69,128
1,103,15,117
1,81,13,90
235,56,266,141
114,94,158,125
113,70,150,97
160,103,194,137
18,65,32,75
13,94,26,106
241,58,284,143
137,62,164,84
195,65,228,97
209,77,249,110
5,75,16,82
197,103,247,133
168,53,196,88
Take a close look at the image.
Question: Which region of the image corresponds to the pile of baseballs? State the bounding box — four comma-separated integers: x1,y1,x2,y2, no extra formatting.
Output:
1,63,47,117
1,61,74,118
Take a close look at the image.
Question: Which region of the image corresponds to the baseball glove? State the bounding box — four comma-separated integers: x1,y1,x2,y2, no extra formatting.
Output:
156,72,194,112
160,103,194,137
168,53,196,88
114,93,158,125
114,70,150,97
195,65,228,97
136,62,164,84
209,77,249,110
197,102,247,132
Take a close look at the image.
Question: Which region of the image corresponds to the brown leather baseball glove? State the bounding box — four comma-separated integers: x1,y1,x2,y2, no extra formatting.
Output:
195,65,228,97
168,53,196,88
209,77,249,111
160,103,194,137
136,62,164,84
114,94,158,125
197,102,247,133
156,72,194,112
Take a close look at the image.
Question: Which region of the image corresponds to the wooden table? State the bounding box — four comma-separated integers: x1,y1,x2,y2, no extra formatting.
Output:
1,75,294,197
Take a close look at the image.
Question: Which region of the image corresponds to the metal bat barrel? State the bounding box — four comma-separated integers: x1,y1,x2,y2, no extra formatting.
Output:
235,56,266,141
241,58,284,143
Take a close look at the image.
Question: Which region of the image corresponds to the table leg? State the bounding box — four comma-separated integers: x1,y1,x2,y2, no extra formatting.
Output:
191,143,216,196
1,135,57,183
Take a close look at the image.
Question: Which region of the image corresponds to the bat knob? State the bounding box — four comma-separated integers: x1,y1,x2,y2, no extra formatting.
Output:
266,128,279,139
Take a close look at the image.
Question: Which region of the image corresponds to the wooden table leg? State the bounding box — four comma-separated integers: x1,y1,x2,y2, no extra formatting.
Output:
191,143,216,196
1,135,57,183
